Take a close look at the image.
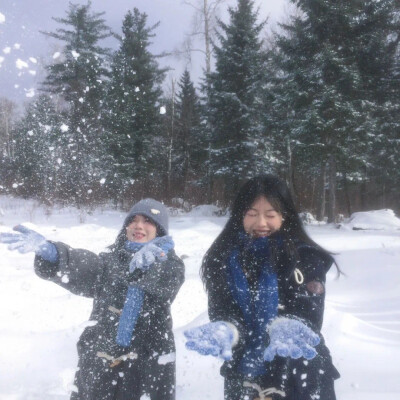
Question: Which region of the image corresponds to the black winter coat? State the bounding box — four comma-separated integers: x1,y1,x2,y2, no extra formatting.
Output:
34,242,185,400
207,242,340,400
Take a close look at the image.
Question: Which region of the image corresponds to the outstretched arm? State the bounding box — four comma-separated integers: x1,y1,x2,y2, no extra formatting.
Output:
0,225,58,262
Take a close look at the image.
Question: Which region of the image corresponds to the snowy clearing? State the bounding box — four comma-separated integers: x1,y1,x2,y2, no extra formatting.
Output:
0,197,399,399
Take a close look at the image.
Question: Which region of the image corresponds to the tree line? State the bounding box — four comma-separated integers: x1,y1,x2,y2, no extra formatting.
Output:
0,0,399,220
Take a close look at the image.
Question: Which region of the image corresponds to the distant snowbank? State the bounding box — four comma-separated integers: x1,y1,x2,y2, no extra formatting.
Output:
340,209,400,231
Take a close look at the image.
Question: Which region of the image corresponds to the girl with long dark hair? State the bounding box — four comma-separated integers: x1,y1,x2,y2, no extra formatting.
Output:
185,175,340,400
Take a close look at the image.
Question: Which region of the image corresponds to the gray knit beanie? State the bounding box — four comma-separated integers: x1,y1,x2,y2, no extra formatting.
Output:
124,198,169,235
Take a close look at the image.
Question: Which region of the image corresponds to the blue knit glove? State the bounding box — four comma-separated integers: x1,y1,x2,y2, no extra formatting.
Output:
116,286,144,347
184,321,235,361
0,225,58,262
263,317,320,361
129,236,174,272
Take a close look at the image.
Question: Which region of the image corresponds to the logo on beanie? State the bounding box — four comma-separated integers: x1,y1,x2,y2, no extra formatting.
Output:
151,209,160,215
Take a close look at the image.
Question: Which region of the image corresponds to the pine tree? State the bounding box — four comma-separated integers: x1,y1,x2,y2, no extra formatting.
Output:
0,97,18,194
104,8,166,201
172,70,204,199
12,95,63,202
205,0,267,204
270,0,400,219
41,1,111,205
352,0,400,211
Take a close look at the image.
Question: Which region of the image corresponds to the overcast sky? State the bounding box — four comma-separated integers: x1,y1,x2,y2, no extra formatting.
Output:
0,0,287,108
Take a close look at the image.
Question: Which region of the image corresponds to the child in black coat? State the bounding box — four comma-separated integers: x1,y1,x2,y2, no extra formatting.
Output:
184,175,340,400
0,198,185,400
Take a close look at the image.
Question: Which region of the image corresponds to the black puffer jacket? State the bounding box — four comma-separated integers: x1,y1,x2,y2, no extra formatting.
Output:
34,242,185,400
207,241,340,400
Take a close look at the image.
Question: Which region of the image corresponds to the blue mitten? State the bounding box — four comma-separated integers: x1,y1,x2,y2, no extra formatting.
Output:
116,286,145,347
129,236,174,272
184,321,235,361
0,225,58,262
263,317,320,361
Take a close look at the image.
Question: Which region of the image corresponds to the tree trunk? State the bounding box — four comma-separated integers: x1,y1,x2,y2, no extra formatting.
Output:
360,164,367,210
166,79,176,201
327,153,336,223
316,162,326,221
343,171,352,216
286,137,297,204
203,0,211,75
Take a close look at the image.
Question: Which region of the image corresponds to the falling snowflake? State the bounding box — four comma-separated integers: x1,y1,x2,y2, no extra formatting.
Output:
60,124,69,132
14,43,21,49
53,52,61,59
99,178,106,185
160,106,166,115
0,12,5,24
25,88,35,98
3,47,11,54
16,59,28,69
71,50,80,59
29,57,37,64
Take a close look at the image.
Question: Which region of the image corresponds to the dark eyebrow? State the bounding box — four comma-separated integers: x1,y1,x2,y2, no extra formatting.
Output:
246,208,277,213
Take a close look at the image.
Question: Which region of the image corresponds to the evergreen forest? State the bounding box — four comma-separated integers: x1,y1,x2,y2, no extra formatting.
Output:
1,0,400,221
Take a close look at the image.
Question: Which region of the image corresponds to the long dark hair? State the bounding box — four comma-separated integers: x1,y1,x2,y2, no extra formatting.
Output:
200,174,338,290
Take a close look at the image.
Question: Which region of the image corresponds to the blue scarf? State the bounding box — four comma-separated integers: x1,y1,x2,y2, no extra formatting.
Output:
116,236,174,347
226,232,279,377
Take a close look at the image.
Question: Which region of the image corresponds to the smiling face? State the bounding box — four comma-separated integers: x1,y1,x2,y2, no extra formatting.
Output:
126,214,157,243
243,196,284,238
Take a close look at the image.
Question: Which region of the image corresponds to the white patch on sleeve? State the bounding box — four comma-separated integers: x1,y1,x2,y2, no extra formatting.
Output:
157,352,176,365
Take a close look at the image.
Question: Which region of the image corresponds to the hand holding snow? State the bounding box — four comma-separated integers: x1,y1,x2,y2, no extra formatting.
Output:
0,224,57,262
184,321,234,361
129,236,174,272
263,317,320,361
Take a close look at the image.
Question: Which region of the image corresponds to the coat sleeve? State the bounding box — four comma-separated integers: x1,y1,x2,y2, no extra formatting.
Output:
132,252,185,304
282,246,334,332
207,268,247,346
34,241,104,298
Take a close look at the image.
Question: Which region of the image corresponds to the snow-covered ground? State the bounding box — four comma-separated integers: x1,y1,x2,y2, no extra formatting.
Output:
0,196,399,400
